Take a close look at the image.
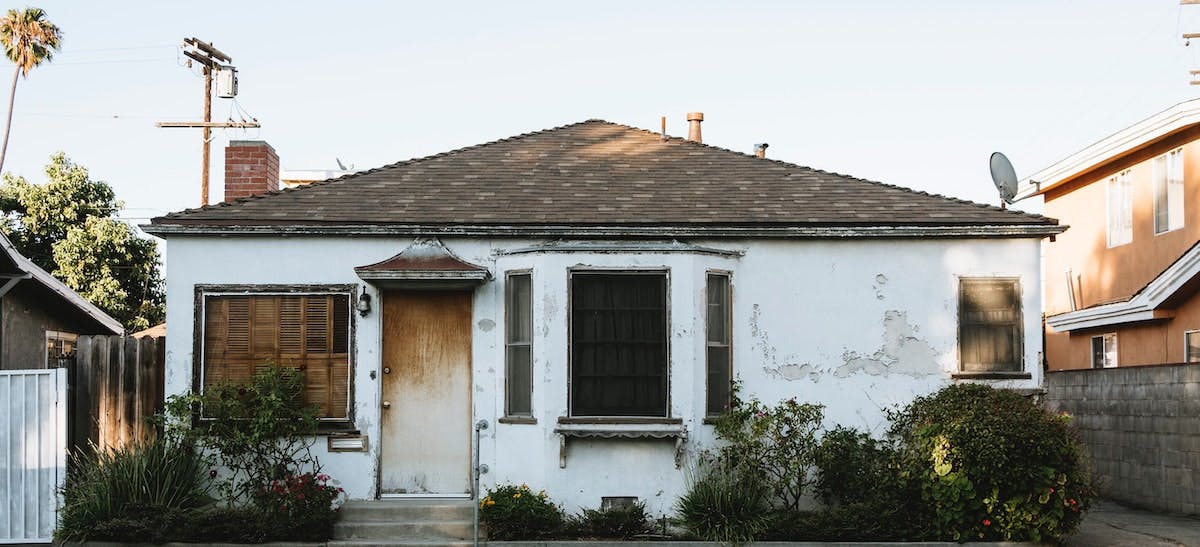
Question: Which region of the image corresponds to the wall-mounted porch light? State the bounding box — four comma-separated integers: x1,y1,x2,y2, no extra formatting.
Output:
356,291,372,317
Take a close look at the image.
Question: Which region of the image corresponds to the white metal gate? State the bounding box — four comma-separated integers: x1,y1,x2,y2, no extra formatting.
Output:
0,369,67,544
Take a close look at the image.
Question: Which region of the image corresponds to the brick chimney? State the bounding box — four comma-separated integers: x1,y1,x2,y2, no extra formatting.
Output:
224,140,279,202
686,112,704,143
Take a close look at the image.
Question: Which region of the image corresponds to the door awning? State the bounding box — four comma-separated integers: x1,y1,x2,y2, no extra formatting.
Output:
355,238,490,289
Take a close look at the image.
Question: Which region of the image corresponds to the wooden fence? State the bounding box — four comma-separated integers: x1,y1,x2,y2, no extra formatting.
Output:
67,335,165,454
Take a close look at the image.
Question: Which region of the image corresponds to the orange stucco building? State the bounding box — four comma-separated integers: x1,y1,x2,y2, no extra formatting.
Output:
1020,100,1200,370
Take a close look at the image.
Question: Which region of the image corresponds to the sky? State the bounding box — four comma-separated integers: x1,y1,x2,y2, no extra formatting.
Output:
5,1,1200,224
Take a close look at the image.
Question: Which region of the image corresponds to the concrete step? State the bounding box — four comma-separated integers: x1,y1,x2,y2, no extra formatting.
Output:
328,541,476,547
340,499,475,522
334,520,474,541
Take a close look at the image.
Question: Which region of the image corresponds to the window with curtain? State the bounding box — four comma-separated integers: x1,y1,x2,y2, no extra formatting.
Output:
958,278,1023,373
505,272,533,417
706,273,731,417
1154,148,1185,235
203,292,351,420
1107,170,1133,247
570,272,668,417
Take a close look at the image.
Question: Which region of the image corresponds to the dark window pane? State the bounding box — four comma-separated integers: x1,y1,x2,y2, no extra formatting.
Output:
571,273,667,417
506,345,532,415
706,346,730,415
959,279,1021,372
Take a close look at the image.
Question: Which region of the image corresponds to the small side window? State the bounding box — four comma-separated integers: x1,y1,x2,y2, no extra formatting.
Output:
706,272,731,417
958,278,1023,372
505,272,533,417
1185,331,1200,363
1091,334,1118,369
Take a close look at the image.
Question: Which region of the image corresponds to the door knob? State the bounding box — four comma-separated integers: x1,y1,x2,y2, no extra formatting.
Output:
382,401,391,409
383,367,391,374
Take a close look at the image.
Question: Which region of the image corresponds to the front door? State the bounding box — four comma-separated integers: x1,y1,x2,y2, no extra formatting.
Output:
380,290,472,495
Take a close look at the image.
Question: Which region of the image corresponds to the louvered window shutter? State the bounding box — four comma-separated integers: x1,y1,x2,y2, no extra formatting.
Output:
204,293,350,419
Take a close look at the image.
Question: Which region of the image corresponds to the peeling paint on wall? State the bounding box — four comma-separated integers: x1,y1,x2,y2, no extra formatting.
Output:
836,310,938,377
873,273,888,300
477,319,496,332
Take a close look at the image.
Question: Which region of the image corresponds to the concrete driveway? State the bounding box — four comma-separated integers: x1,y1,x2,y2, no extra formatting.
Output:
1066,500,1200,546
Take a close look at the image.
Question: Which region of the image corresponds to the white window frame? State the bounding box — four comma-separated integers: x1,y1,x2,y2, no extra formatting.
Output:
1154,148,1185,235
1091,333,1118,369
1107,170,1133,247
1185,330,1200,363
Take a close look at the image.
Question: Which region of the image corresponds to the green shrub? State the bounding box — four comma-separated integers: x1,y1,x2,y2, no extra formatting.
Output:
157,363,322,506
56,438,212,542
566,501,653,539
713,395,824,510
888,383,1093,542
813,425,891,507
480,483,563,540
253,472,345,540
674,458,774,545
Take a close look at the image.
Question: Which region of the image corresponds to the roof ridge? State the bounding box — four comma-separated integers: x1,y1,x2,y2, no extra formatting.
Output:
160,119,610,218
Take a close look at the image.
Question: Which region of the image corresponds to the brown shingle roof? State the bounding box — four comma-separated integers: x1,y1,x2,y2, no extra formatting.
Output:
149,120,1058,233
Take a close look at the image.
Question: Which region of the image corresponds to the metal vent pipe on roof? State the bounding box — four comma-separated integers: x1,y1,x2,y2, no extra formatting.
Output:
687,112,704,143
755,143,769,158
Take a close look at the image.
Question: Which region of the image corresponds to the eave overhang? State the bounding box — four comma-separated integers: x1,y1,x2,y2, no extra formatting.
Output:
1047,241,1200,333
142,223,1066,239
1018,98,1200,201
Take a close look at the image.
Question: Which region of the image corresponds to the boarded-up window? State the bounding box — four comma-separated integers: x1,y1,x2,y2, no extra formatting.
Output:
958,278,1022,373
706,273,731,417
570,272,668,417
505,272,533,416
203,293,351,419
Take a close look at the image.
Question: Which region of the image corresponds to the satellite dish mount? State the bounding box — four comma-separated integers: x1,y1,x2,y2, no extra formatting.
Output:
989,152,1019,208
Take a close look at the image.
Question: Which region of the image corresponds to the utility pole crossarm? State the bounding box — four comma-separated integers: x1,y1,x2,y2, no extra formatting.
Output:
156,121,260,129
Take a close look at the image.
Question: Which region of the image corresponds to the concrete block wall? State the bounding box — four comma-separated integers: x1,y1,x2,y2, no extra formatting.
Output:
1045,365,1200,515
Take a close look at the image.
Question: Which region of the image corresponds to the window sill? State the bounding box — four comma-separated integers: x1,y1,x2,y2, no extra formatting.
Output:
951,372,1032,380
499,416,537,425
553,417,687,469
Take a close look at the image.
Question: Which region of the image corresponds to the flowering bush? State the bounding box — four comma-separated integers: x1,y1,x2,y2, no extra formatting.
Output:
888,384,1094,542
480,483,563,540
253,472,346,539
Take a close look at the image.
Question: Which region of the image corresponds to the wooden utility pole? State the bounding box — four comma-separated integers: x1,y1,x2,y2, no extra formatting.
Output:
157,38,260,206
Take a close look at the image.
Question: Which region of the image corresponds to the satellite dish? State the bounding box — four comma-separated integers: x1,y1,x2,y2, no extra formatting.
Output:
989,151,1019,204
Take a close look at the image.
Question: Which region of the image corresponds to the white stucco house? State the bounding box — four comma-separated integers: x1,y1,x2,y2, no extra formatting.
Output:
144,118,1063,514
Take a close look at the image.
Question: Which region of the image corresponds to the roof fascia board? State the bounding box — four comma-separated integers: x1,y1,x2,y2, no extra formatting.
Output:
495,240,745,257
1046,242,1200,332
143,223,1065,239
1018,99,1200,200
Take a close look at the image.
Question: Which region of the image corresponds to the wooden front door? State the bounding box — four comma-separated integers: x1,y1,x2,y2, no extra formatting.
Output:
380,291,472,495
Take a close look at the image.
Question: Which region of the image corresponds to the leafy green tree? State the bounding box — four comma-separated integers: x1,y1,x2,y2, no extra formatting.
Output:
0,152,163,331
0,7,62,173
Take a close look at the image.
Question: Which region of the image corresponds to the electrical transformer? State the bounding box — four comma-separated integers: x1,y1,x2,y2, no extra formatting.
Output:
216,67,238,98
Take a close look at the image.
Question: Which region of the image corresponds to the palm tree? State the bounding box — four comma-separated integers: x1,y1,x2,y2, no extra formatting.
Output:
0,8,61,173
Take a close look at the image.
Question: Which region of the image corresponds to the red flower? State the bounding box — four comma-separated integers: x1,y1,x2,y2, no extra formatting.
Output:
296,493,305,500
982,519,992,527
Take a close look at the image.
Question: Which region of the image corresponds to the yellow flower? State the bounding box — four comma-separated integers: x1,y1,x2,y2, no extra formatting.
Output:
538,490,547,499
513,492,522,499
487,499,496,506
521,483,530,490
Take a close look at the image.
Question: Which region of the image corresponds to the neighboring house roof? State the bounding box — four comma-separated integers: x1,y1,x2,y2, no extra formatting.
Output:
132,323,165,338
1046,240,1200,332
1018,98,1200,201
0,232,123,334
147,119,1061,239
